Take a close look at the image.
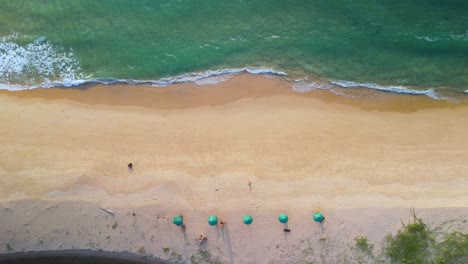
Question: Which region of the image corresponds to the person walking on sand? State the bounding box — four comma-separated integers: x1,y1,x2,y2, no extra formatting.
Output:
219,220,227,229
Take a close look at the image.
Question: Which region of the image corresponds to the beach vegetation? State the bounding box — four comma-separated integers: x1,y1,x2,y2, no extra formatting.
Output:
170,251,182,261
382,213,434,263
111,221,118,229
190,249,225,264
161,247,182,262
137,245,147,256
434,231,468,264
4,243,12,251
355,236,373,254
292,213,467,264
377,211,468,264
353,236,375,264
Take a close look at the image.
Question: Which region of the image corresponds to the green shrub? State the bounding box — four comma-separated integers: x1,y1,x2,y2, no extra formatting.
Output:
383,214,434,264
435,231,468,264
190,249,225,264
355,236,373,254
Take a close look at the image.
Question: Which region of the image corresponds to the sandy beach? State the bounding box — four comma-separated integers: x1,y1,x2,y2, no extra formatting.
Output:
0,74,467,263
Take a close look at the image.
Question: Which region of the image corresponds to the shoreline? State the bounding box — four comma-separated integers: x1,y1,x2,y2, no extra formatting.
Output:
1,73,467,113
1,73,467,262
1,67,467,103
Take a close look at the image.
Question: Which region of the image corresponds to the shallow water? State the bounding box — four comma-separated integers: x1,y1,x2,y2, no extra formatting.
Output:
0,0,467,93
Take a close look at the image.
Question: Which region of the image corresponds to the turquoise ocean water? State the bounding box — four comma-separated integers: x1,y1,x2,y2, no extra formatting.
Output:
0,0,467,99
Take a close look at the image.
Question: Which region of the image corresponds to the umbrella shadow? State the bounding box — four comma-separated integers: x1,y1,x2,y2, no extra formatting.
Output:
221,225,234,263
178,226,189,261
176,224,190,256
248,226,257,264
181,226,188,245
319,218,326,238
283,223,290,240
165,218,175,248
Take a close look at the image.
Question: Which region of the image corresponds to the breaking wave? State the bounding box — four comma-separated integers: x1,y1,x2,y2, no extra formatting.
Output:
0,64,287,91
292,78,467,102
0,33,84,88
0,34,465,102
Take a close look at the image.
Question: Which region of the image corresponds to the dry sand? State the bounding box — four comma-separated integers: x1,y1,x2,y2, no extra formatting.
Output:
0,74,467,263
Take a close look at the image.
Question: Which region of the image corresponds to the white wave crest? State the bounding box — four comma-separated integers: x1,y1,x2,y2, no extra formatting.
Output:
414,35,440,42
0,65,287,90
0,33,84,87
414,33,468,42
330,80,439,99
292,78,334,93
140,67,287,86
292,78,456,100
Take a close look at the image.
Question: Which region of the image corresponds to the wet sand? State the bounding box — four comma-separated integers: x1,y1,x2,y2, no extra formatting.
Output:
0,74,467,263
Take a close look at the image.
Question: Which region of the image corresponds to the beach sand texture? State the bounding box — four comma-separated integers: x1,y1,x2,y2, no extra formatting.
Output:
0,74,467,263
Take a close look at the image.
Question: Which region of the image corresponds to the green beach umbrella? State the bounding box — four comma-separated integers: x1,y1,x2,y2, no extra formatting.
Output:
243,215,253,225
208,215,218,226
313,211,324,223
172,215,183,226
278,213,288,224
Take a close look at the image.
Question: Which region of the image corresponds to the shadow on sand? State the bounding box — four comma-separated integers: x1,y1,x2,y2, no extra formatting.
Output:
0,250,169,264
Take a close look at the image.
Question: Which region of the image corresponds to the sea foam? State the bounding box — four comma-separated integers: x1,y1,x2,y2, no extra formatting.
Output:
0,33,84,89
414,33,468,42
0,63,287,90
0,34,464,102
290,78,466,101
330,80,439,99
150,67,287,86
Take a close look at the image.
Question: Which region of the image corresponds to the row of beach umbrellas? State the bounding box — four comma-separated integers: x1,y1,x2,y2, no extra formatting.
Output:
172,211,324,226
